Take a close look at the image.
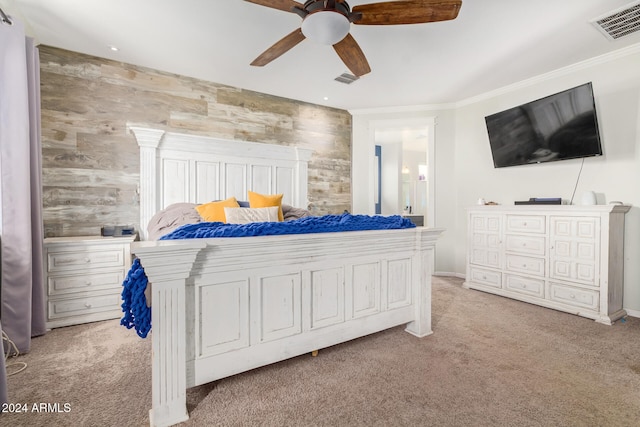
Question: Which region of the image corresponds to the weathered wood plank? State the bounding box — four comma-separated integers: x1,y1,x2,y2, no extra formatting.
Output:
216,86,299,117
40,110,130,150
42,186,135,208
43,168,138,187
43,136,138,172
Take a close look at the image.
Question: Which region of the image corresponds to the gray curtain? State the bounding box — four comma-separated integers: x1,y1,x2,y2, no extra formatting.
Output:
0,14,46,404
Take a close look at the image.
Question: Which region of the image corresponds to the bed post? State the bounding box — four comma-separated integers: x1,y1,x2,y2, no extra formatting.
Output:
127,125,165,240
405,228,441,337
131,241,206,427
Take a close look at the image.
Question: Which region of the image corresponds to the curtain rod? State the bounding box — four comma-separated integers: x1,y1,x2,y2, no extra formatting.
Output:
0,7,13,25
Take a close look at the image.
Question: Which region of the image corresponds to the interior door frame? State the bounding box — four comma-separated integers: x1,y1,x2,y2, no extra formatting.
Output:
368,116,436,227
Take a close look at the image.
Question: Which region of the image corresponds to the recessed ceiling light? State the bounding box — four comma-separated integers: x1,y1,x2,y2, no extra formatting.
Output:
323,96,329,101
108,45,119,52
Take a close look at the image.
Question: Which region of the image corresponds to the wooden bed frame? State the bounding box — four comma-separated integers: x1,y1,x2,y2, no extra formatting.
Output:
127,126,444,427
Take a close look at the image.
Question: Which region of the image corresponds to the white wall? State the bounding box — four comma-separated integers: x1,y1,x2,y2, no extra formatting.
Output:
351,44,640,315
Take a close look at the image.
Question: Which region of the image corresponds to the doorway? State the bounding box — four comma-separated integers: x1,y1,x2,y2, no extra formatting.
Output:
370,117,435,227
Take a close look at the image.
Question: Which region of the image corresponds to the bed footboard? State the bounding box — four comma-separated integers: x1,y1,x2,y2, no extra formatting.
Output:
132,227,443,427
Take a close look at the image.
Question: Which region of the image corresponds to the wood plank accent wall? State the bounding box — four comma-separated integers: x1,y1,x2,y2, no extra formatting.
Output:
39,46,352,237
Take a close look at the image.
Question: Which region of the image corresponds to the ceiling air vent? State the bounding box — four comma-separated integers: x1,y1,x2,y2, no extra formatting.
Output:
591,1,640,40
334,72,359,84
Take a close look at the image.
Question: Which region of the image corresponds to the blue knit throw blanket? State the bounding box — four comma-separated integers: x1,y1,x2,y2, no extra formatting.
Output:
120,258,150,337
121,214,415,338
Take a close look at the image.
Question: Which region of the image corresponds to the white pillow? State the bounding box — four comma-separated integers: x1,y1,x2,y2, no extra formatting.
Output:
224,206,280,224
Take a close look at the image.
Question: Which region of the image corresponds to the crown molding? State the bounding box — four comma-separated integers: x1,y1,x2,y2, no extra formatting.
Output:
349,102,457,116
349,42,640,116
455,42,640,108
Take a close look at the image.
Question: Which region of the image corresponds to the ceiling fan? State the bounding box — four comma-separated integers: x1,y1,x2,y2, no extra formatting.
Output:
245,0,462,77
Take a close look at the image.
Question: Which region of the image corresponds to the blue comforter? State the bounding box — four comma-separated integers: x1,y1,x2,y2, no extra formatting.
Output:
121,214,415,338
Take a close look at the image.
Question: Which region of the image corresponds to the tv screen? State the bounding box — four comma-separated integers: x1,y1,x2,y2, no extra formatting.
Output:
485,82,603,168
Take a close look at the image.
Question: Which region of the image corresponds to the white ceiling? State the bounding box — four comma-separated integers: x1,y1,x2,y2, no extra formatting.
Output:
2,0,640,111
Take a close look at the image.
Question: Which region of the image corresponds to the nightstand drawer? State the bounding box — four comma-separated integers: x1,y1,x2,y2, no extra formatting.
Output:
48,270,124,296
47,246,125,273
48,293,122,320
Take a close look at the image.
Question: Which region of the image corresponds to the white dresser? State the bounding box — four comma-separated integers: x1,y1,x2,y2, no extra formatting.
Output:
43,235,135,329
463,205,630,324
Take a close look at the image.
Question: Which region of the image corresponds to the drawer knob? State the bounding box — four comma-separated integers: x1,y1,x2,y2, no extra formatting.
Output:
85,281,92,286
85,303,92,308
522,284,527,289
570,294,575,299
524,222,527,226
84,258,90,263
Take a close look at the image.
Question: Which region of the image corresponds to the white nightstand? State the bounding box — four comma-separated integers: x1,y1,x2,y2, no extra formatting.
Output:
43,235,136,329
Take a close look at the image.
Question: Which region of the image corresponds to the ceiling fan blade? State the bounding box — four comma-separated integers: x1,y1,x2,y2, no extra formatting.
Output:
353,0,462,25
333,33,371,77
244,0,304,13
250,28,306,67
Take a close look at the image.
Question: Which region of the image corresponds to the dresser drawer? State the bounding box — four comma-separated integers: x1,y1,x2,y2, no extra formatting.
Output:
505,254,545,277
504,274,544,298
505,234,546,256
468,266,502,288
48,270,124,296
47,246,125,273
506,215,546,234
47,293,122,320
548,282,599,310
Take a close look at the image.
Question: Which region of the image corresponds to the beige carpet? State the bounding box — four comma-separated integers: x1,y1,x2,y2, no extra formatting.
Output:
4,276,640,427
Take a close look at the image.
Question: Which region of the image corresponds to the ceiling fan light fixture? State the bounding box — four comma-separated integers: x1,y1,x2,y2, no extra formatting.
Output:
301,10,350,45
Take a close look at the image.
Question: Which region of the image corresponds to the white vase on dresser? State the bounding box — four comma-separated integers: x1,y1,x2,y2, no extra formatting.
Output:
463,204,630,324
43,235,135,328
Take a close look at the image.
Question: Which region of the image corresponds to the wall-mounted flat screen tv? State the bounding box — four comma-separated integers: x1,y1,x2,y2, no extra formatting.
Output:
485,82,603,168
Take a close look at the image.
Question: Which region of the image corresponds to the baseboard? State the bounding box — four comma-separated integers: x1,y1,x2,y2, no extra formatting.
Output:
433,271,465,279
624,308,639,319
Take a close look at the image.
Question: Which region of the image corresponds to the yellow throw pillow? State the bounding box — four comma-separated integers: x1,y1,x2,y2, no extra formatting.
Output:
195,197,240,223
247,191,283,221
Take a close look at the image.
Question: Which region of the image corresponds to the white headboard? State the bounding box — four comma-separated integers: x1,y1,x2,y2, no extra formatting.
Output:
128,126,313,240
